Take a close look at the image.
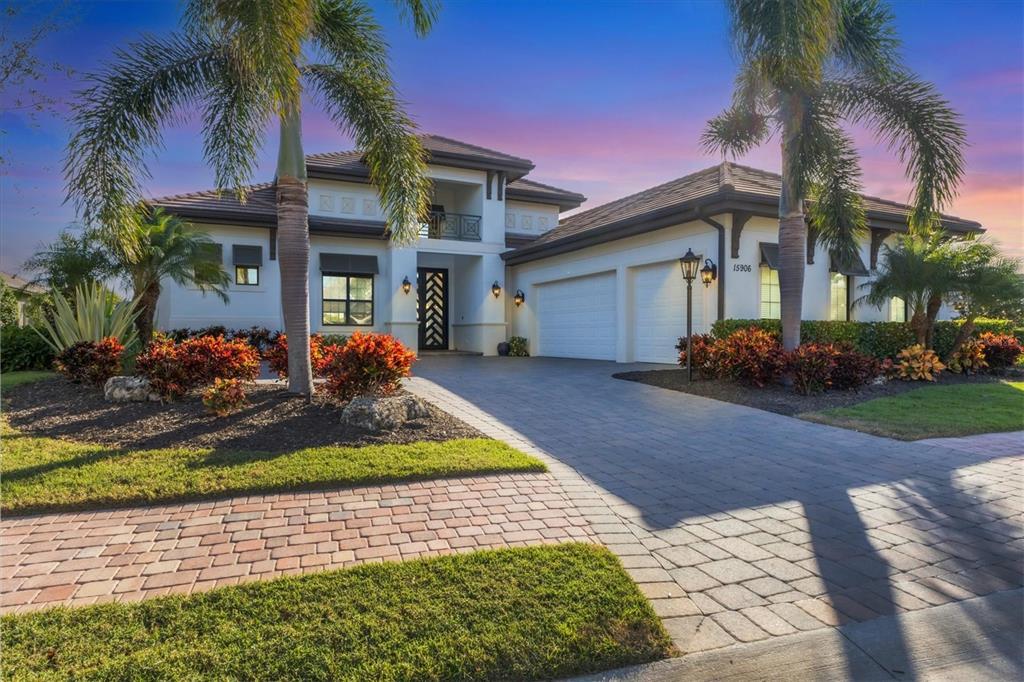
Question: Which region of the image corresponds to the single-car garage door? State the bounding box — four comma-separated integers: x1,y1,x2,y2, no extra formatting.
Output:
632,261,701,364
537,272,617,360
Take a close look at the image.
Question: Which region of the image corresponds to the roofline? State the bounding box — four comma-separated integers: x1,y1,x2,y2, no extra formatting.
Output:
152,205,387,239
505,186,586,211
502,190,983,266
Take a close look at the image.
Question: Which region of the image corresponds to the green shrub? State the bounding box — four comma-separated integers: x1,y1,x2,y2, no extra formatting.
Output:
0,326,54,372
710,318,1016,360
508,336,529,357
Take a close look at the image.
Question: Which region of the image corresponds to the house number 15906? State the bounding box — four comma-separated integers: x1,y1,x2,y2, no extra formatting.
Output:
733,264,752,272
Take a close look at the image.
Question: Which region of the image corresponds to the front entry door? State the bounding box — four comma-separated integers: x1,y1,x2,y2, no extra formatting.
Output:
417,267,449,350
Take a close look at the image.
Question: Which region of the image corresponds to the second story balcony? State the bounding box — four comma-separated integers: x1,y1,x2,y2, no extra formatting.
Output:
419,210,482,241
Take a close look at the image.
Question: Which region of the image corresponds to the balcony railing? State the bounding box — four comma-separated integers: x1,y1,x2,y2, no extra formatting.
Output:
419,211,482,241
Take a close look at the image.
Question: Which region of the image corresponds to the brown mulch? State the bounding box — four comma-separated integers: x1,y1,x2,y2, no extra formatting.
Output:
3,379,484,452
613,369,1007,416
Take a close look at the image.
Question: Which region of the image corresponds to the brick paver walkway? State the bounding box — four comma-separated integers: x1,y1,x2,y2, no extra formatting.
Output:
1,473,591,614
408,357,1024,657
919,430,1024,457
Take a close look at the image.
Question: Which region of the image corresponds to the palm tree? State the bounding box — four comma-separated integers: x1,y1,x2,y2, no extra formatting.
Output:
703,0,966,350
113,209,231,344
945,245,1024,359
64,0,436,395
24,228,114,298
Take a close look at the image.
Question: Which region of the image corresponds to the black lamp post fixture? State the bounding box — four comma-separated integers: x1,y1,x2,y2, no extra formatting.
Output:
679,249,701,382
700,259,718,287
402,276,412,294
491,281,502,298
513,289,525,307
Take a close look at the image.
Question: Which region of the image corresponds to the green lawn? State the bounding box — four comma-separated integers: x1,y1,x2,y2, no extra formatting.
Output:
1,371,55,391
1,543,672,681
2,425,545,515
803,381,1024,440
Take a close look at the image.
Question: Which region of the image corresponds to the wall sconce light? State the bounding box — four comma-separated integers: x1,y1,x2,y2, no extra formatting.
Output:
402,276,412,294
491,281,502,298
513,289,525,307
700,259,718,288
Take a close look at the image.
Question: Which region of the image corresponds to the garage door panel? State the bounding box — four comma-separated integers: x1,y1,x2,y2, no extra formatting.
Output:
537,272,616,360
632,262,701,364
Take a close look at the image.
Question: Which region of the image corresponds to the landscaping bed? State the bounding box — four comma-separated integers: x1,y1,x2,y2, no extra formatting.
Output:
614,368,1005,416
4,378,479,451
1,543,672,681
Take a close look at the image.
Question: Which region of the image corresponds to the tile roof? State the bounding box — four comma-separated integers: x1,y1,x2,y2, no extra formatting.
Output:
525,162,982,251
505,177,586,209
0,272,45,294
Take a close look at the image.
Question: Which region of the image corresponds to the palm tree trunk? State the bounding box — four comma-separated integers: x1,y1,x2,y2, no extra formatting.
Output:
135,282,161,346
910,308,928,346
276,105,314,396
924,294,943,350
947,316,976,362
778,99,806,352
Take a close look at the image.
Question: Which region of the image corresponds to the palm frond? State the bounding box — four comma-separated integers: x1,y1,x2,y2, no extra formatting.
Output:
825,73,966,230
64,32,227,243
832,0,900,78
805,119,867,261
390,0,440,37
304,62,430,245
311,0,389,71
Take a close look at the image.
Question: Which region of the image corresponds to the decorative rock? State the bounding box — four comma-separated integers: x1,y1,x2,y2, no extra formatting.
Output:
340,394,431,432
104,376,160,402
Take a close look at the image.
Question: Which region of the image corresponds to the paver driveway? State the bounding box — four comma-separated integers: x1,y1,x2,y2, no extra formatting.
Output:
408,356,1023,671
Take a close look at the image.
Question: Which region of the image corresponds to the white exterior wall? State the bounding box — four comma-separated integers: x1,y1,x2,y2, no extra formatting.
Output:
505,201,559,236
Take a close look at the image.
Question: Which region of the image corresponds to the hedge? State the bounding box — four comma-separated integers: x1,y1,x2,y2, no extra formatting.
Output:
710,318,1020,360
1,326,54,372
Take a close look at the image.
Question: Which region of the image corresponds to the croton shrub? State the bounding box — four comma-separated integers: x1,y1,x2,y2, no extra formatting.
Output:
894,344,945,382
136,335,259,399
978,332,1023,369
202,377,248,417
54,337,124,386
947,338,988,375
264,333,347,379
320,331,416,401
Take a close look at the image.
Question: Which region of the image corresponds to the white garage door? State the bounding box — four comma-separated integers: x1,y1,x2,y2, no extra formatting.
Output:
537,272,617,360
632,261,702,364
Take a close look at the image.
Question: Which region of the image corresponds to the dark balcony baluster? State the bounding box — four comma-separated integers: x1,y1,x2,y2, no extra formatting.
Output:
418,211,482,241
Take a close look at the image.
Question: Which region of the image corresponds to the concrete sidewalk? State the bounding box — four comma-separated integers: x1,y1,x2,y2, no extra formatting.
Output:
573,588,1023,681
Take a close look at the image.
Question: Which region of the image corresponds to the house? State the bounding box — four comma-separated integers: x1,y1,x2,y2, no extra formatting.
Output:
153,135,982,364
0,272,46,327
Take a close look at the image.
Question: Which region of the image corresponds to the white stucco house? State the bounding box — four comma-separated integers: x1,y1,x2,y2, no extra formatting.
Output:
152,134,982,364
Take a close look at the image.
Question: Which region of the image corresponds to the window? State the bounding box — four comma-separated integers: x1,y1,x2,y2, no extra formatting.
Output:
829,272,848,321
322,274,373,326
235,265,259,286
759,266,780,319
890,296,907,323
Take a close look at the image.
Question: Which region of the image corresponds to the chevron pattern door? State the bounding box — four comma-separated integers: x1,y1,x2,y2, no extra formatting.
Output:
417,268,449,350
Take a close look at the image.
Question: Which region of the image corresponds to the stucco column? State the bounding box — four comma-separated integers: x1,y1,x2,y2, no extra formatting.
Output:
387,246,418,352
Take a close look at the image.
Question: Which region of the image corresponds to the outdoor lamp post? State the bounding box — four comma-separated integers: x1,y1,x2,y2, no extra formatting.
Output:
679,249,701,382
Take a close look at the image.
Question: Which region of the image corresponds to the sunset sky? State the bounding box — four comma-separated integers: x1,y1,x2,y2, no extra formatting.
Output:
2,0,1021,274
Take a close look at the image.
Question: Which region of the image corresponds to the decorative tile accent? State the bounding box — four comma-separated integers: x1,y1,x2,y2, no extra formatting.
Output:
340,197,355,214
520,215,533,229
539,217,549,229
505,212,516,229
362,199,376,217
318,195,334,212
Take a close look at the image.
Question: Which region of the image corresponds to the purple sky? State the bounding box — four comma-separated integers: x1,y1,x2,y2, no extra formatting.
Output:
2,0,1022,275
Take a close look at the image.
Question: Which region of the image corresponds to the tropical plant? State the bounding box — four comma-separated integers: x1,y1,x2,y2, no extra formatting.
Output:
54,337,125,386
23,227,114,297
0,325,54,371
507,336,529,357
947,337,987,375
202,377,248,416
704,0,965,350
787,342,836,395
0,281,18,326
320,331,415,401
894,344,944,381
135,334,259,399
110,208,230,344
33,281,139,352
709,326,787,387
64,0,437,396
979,332,1023,370
945,246,1024,360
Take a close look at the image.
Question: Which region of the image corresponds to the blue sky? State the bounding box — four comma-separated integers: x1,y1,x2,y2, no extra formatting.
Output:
2,0,1022,273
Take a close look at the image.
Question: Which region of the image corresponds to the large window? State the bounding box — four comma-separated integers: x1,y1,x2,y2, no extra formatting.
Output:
322,273,373,326
829,273,849,321
890,296,907,323
759,266,780,319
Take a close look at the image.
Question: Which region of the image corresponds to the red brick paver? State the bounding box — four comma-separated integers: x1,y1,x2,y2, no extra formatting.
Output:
0,473,592,613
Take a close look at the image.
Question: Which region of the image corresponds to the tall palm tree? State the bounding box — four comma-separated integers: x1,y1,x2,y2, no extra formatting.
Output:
113,209,231,344
64,0,436,395
703,0,966,350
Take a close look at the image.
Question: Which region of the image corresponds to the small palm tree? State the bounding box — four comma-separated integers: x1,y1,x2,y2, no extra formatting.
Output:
113,209,231,344
64,0,436,395
945,246,1024,359
704,0,966,350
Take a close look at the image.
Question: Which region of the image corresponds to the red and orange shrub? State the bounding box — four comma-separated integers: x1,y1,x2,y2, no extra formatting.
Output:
979,332,1022,369
829,342,881,391
54,337,124,386
264,333,343,379
136,335,259,399
675,334,716,378
202,377,248,417
710,326,786,387
321,332,416,401
787,343,836,395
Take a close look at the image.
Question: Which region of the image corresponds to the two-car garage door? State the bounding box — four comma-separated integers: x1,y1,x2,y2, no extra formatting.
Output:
536,272,616,360
534,263,703,363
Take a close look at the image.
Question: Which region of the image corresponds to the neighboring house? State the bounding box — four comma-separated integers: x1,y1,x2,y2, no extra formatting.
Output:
0,272,46,327
153,136,982,363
